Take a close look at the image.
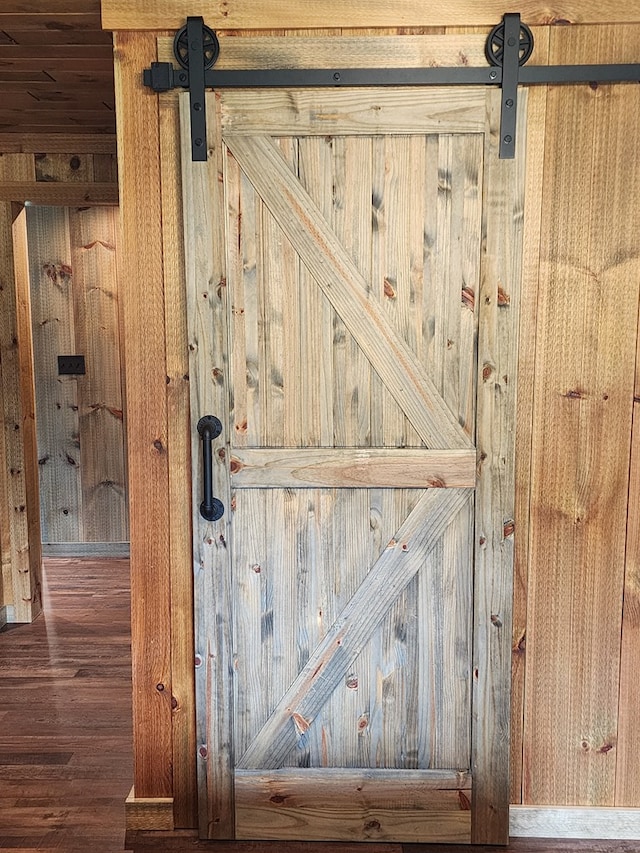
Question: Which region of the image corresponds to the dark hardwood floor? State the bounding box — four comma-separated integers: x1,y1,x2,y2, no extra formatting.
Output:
0,558,637,853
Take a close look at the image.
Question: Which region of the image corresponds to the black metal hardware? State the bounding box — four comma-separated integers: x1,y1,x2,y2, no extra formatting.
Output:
142,14,640,160
58,354,86,376
485,18,534,67
197,415,224,522
174,21,220,70
185,17,208,161
498,13,523,159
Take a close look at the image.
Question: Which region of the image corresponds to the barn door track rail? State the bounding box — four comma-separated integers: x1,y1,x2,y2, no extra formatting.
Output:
143,14,640,161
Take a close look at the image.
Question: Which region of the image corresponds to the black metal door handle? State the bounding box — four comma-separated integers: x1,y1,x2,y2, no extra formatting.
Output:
197,415,224,521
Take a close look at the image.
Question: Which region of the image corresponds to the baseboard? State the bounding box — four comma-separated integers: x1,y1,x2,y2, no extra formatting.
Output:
42,542,130,558
510,806,640,839
0,604,16,626
122,799,640,839
125,786,174,831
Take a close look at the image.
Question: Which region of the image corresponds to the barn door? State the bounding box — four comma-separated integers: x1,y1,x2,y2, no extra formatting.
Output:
182,81,525,845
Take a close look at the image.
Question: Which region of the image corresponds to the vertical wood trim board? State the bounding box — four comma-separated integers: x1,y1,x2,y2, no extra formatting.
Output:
159,90,198,828
0,162,42,624
617,294,640,806
113,30,173,798
470,89,526,844
5,205,42,622
509,29,550,806
181,92,236,840
28,206,82,543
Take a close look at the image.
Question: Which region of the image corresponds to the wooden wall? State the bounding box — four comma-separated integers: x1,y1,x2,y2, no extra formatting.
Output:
27,204,128,547
104,0,640,833
0,139,118,623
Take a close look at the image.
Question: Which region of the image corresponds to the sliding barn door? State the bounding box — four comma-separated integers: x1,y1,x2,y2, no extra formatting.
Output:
182,82,525,844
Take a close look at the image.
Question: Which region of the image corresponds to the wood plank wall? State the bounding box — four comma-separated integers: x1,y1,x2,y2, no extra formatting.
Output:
515,24,640,808
0,140,118,622
27,204,128,546
105,3,640,830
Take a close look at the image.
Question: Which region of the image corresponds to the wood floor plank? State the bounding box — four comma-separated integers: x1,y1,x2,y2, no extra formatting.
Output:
1,556,636,852
0,557,132,851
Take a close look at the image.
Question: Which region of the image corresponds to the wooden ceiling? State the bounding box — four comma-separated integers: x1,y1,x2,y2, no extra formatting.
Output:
0,2,116,138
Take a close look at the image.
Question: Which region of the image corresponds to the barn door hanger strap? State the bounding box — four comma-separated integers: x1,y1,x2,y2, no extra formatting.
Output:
143,14,640,161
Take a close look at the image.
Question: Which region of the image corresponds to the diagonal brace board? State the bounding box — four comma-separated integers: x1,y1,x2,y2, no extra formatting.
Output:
237,487,472,770
223,133,473,452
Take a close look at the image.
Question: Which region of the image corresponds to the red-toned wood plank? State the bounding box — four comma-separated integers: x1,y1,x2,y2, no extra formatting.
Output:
113,30,173,799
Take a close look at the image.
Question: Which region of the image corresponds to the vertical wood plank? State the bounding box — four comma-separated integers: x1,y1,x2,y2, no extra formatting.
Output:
331,136,372,448
617,338,640,805
181,92,235,838
27,206,81,543
262,139,301,447
605,29,640,810
522,26,640,807
159,90,197,828
0,151,42,623
3,203,42,622
510,27,550,805
472,88,526,844
69,206,128,543
298,136,333,446
113,29,173,798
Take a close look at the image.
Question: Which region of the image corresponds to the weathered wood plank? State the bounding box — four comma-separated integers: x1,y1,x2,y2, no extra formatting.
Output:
0,199,39,616
471,88,526,843
3,205,41,622
68,207,127,543
103,0,640,29
238,488,471,770
159,90,197,830
180,92,235,838
224,133,472,451
0,183,118,204
26,206,81,544
522,26,640,807
221,89,485,137
230,449,476,488
35,153,94,183
297,136,333,446
260,139,301,447
330,135,372,448
510,806,640,840
157,33,490,70
235,769,472,843
113,29,173,799
370,134,413,449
